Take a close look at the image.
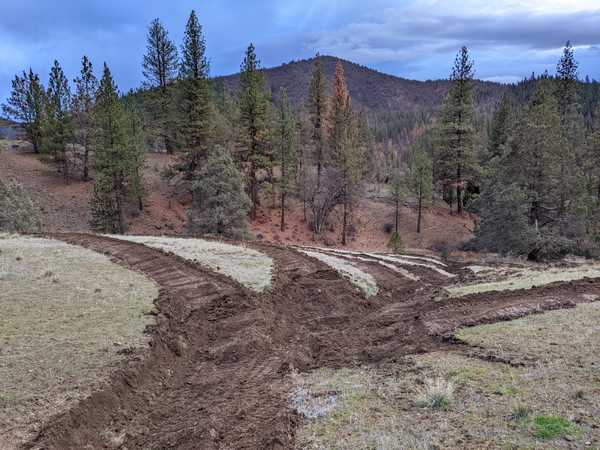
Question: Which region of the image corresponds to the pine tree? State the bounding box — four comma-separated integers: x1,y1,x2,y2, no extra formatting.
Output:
308,54,328,186
472,181,536,256
122,97,146,212
437,46,476,215
588,106,600,204
2,69,45,153
178,10,213,175
188,146,251,239
508,79,563,230
142,18,178,153
277,88,297,231
328,61,363,245
555,41,584,217
179,10,209,80
389,166,405,245
408,144,433,234
91,64,145,233
44,60,72,182
239,43,270,221
487,94,512,160
72,55,98,181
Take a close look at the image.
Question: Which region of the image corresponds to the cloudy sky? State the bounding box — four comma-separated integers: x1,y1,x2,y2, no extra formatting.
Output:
1,0,600,101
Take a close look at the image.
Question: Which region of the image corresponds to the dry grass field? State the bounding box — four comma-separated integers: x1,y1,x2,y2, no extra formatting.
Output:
0,235,158,448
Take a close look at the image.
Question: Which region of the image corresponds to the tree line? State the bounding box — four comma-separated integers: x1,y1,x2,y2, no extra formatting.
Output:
5,9,599,258
426,42,600,260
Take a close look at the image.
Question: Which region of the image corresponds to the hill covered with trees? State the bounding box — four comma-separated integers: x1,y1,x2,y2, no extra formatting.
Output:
216,55,506,114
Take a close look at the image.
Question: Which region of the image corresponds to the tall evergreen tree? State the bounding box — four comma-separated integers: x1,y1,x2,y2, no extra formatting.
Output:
555,41,584,216
588,106,600,204
122,97,146,212
508,80,563,230
91,64,145,233
142,18,178,153
178,10,213,175
487,94,512,160
72,55,98,181
277,88,297,231
238,43,270,221
2,69,45,153
308,54,328,186
408,144,433,234
44,60,72,182
179,10,209,80
388,166,405,246
437,46,476,215
328,61,363,245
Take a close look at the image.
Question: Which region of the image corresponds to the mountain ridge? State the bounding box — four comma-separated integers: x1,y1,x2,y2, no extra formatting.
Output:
216,55,509,113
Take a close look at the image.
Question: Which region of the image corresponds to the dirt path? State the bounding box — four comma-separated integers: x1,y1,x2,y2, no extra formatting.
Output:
28,234,600,449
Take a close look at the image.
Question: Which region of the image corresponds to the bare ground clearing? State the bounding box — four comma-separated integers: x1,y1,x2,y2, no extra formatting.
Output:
15,234,600,449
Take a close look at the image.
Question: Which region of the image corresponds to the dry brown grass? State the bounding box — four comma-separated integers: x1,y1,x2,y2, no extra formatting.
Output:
0,236,158,448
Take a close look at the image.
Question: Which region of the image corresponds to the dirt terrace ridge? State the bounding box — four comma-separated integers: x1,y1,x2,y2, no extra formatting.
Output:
28,234,600,450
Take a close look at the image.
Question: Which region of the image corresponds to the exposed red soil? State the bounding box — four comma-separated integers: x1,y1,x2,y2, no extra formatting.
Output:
252,196,475,252
1,144,473,252
26,234,600,450
0,145,186,235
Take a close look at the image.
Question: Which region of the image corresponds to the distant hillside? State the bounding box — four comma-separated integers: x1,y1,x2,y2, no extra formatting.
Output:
216,55,509,114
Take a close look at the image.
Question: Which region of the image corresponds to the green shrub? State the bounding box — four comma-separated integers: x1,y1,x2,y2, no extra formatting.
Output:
387,232,404,254
0,179,41,233
188,146,251,239
532,416,573,440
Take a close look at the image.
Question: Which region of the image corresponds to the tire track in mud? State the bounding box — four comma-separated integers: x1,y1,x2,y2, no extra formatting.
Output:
29,235,600,449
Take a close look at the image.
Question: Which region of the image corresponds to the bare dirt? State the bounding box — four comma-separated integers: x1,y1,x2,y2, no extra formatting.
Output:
25,234,600,450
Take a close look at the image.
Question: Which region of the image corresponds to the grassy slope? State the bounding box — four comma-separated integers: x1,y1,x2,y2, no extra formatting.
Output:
0,236,158,447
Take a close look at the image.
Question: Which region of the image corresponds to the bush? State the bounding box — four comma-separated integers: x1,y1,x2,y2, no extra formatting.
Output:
468,183,536,256
0,179,41,233
387,232,404,254
382,222,394,234
528,234,576,261
532,416,573,440
416,378,454,410
187,146,251,239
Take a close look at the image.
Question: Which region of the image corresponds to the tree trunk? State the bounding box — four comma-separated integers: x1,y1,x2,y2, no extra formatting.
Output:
281,192,286,232
342,196,347,246
417,182,423,234
395,198,399,234
456,165,463,215
83,145,89,181
250,168,258,221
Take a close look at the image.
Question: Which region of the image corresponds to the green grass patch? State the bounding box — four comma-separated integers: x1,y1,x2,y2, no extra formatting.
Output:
532,416,573,439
